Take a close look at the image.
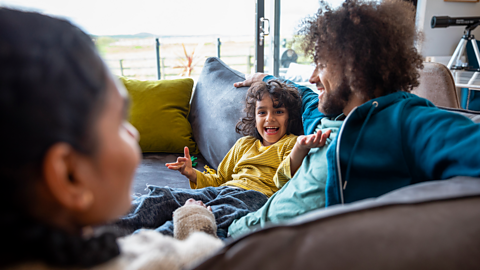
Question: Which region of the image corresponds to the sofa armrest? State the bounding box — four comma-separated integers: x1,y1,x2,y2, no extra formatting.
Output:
193,176,480,270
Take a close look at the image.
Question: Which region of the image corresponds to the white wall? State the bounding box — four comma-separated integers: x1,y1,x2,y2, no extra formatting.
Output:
416,0,480,58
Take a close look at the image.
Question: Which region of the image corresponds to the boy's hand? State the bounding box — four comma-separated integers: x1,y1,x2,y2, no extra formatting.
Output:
233,73,268,88
296,129,331,151
289,129,331,176
166,147,197,183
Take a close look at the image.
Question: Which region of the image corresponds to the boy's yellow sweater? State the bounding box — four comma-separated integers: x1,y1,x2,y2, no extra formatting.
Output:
190,134,297,197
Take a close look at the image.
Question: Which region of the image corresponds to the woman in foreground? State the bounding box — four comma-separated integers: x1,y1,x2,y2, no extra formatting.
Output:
0,8,222,270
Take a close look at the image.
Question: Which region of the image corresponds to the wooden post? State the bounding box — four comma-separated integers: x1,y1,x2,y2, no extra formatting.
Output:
216,38,222,58
156,38,161,80
120,59,124,77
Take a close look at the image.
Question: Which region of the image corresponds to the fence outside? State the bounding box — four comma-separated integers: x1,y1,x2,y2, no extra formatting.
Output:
104,54,254,81
99,37,310,81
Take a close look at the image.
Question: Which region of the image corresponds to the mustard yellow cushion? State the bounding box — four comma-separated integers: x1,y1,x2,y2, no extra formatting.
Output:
120,77,198,154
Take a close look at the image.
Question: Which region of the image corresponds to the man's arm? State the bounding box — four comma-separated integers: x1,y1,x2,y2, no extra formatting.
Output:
404,103,480,181
233,73,268,88
234,73,318,111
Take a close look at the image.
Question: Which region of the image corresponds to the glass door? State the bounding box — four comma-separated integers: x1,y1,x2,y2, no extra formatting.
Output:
258,0,345,79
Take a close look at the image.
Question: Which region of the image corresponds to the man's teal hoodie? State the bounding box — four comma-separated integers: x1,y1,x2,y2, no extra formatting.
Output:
264,75,480,206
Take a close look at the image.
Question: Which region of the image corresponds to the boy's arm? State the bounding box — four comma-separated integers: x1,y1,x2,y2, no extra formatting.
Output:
191,169,226,189
273,136,310,189
274,130,330,189
191,140,241,189
273,139,296,189
166,146,198,183
289,129,332,177
273,159,292,188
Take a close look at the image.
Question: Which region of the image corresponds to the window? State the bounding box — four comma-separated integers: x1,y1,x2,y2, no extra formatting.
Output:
259,0,345,77
1,0,344,80
0,0,256,81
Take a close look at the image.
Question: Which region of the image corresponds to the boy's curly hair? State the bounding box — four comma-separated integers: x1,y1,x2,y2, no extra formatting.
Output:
298,0,424,99
236,79,303,141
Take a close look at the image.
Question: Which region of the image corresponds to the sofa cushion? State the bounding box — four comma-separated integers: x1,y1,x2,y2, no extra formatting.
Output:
189,57,248,169
120,77,198,154
131,153,210,194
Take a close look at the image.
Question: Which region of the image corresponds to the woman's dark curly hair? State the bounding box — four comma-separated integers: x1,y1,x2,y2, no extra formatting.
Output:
0,8,120,268
298,0,424,99
236,79,303,141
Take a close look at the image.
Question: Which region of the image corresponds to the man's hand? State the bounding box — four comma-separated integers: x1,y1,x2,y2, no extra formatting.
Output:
166,146,198,183
233,73,268,88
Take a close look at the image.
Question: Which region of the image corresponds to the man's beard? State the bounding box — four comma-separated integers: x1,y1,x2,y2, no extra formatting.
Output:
318,80,352,116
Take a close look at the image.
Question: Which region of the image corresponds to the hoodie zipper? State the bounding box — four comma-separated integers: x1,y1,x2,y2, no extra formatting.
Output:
335,107,357,205
335,101,379,205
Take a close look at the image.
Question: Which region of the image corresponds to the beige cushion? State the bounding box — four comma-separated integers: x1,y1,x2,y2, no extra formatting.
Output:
412,62,460,109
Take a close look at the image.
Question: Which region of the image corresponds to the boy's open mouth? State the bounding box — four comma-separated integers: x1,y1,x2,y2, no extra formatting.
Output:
264,127,279,135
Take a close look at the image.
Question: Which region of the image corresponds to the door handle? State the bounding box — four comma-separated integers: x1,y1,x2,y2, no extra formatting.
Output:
259,17,270,46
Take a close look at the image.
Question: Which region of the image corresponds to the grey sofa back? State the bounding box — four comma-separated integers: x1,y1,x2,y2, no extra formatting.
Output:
189,57,248,169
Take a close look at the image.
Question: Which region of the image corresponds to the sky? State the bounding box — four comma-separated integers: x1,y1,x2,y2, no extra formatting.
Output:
0,0,344,36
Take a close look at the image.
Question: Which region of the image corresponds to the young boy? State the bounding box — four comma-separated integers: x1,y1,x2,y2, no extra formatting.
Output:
115,80,329,239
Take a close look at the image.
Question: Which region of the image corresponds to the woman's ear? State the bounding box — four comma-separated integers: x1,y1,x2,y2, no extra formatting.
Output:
42,143,94,212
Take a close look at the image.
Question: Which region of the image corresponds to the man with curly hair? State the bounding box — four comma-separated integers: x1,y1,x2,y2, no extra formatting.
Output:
228,0,480,238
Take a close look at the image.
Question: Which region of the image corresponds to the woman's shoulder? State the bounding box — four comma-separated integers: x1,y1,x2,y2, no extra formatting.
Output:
8,230,222,270
114,230,223,270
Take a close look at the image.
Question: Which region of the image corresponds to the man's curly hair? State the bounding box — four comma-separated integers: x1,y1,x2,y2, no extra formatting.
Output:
298,0,424,99
236,79,303,141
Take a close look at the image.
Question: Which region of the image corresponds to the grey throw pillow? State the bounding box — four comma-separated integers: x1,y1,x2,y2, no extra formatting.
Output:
189,57,248,170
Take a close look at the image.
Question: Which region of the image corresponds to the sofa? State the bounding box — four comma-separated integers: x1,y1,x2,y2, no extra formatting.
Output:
127,57,480,269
